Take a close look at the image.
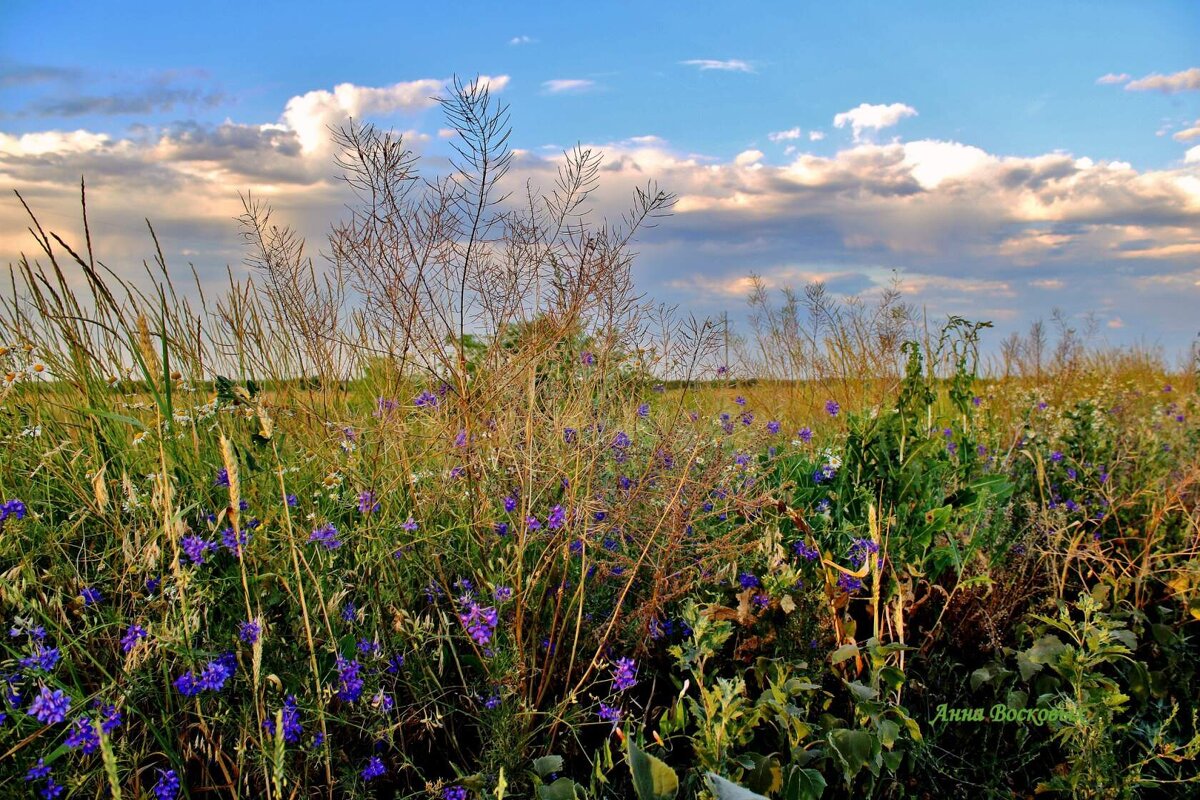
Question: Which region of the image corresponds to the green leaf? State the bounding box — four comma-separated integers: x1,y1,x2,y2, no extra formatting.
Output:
537,777,579,800
782,767,826,800
705,773,770,800
533,756,564,779
743,753,782,795
877,719,900,749
830,644,858,664
626,735,679,800
77,406,147,432
1026,634,1066,665
847,681,877,702
827,729,878,785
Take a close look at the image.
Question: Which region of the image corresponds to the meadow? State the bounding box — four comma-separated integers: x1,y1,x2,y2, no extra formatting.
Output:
1,81,1198,799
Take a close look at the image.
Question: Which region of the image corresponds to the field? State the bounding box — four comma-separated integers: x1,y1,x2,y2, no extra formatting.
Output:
1,85,1199,800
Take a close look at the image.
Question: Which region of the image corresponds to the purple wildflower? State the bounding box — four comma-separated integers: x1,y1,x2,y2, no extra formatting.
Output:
837,572,863,594
80,586,102,606
793,541,820,561
414,389,438,408
98,704,122,734
28,687,70,724
599,703,622,728
214,468,230,487
612,657,637,691
848,538,880,568
1,498,27,521
637,403,650,418
813,464,836,485
239,620,262,645
65,716,100,754
121,624,149,653
357,491,379,514
797,427,813,443
221,527,250,555
362,756,387,781
581,351,595,366
767,420,781,435
20,645,60,672
547,504,566,530
197,653,236,691
280,695,302,743
181,534,215,565
825,399,840,417
493,585,513,602
152,769,180,800
308,523,341,550
335,656,364,702
458,600,499,646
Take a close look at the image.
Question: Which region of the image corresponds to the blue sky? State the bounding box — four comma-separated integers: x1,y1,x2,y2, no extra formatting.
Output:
2,1,1199,353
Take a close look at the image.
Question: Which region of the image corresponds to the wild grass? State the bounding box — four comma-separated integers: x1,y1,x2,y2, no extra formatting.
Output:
0,78,1197,799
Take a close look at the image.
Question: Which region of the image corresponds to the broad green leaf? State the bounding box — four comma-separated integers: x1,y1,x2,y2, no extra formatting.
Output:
782,766,826,800
533,756,564,779
830,644,858,664
537,777,579,800
627,736,679,800
827,729,878,785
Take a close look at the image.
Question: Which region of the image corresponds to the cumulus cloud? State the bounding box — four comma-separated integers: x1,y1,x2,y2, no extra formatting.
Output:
1123,67,1200,93
768,127,802,142
734,149,763,167
833,102,917,141
809,131,825,141
281,78,451,152
508,35,535,45
681,59,753,73
542,79,596,94
1095,73,1131,85
2,76,1199,350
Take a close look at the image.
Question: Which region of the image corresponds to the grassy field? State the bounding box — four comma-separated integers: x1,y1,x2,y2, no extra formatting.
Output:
1,84,1198,800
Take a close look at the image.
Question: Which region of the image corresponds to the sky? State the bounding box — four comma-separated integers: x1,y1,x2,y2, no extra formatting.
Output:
2,1,1199,355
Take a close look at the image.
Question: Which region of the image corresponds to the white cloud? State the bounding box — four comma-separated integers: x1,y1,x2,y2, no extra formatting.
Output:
681,59,753,73
4,84,1200,349
1173,120,1200,142
901,139,993,189
1095,73,1130,85
767,127,802,143
1124,67,1200,93
808,131,825,141
833,102,917,141
542,79,596,94
508,35,535,45
0,129,112,156
280,77,510,153
734,149,763,167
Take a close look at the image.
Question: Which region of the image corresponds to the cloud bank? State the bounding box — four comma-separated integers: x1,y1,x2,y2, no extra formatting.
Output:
2,78,1198,350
